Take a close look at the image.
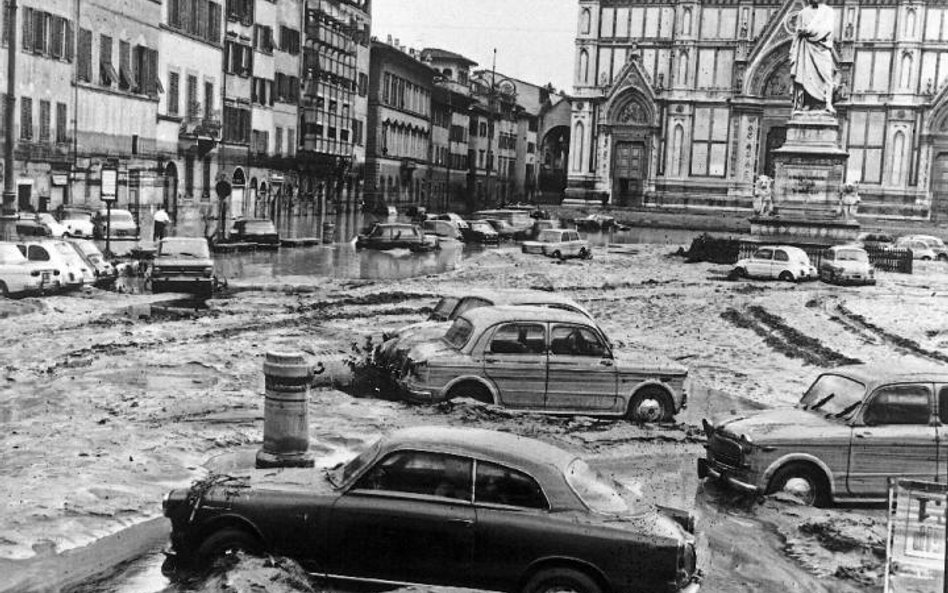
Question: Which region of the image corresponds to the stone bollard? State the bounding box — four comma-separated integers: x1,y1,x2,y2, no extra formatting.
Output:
255,351,315,469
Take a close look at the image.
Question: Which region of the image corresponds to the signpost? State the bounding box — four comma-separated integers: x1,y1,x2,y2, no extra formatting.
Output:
885,479,947,593
100,168,117,255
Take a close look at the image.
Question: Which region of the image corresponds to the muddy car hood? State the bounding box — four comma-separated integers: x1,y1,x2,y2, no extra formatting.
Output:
155,256,214,268
612,353,687,376
556,508,691,544
392,320,449,340
405,339,459,362
713,407,843,443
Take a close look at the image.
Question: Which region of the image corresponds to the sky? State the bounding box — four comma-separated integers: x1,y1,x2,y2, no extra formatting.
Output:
371,0,577,92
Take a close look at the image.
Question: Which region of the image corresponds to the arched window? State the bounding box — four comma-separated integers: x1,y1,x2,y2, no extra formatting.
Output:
573,121,585,171
905,8,916,38
682,8,692,36
580,8,591,35
900,53,913,90
443,68,453,79
670,124,685,177
677,51,689,87
578,49,590,84
891,131,906,186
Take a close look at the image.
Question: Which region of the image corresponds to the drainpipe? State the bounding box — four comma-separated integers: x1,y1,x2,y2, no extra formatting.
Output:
1,0,18,240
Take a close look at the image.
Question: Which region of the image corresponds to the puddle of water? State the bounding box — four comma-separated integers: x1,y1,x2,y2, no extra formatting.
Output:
582,227,741,247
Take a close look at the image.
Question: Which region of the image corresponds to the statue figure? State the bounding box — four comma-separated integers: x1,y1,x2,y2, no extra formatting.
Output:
752,175,775,216
787,0,837,113
838,182,860,220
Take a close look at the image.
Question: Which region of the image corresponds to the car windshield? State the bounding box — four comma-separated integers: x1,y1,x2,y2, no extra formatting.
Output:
836,249,868,262
799,374,867,419
565,459,643,515
328,439,382,489
538,230,562,242
430,297,460,321
159,239,210,258
245,221,275,232
443,317,474,350
470,222,492,232
63,210,91,221
108,211,134,223
0,244,26,263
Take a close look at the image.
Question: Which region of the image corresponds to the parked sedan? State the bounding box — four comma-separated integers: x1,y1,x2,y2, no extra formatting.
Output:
730,245,816,282
421,219,463,241
898,234,947,261
462,219,500,244
433,212,470,231
819,245,875,285
522,229,591,260
93,208,140,240
397,306,688,421
698,364,948,506
230,218,280,248
356,223,436,251
59,207,96,238
151,237,215,297
17,240,85,291
67,239,116,286
0,242,56,296
378,291,594,367
162,426,701,593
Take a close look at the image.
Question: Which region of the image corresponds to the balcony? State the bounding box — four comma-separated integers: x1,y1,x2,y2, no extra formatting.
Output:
179,105,222,143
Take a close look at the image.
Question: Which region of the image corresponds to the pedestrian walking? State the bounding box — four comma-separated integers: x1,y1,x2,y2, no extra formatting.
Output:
153,206,171,240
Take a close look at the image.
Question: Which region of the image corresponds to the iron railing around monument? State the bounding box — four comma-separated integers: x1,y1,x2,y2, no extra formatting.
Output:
737,240,913,274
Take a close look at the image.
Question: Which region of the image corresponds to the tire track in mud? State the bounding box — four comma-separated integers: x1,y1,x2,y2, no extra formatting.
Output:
721,305,862,367
33,291,436,375
831,303,948,364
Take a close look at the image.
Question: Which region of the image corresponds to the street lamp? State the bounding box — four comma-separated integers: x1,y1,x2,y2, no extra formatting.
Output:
470,49,517,208
1,0,18,240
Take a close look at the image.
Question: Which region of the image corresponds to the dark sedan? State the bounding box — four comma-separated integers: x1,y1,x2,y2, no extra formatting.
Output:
462,219,500,244
230,219,280,248
356,223,436,251
151,237,215,297
163,427,701,593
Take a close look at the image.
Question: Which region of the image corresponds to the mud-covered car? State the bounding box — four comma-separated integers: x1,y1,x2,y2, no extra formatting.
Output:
162,426,701,593
378,291,594,367
730,245,816,282
0,242,57,296
150,237,215,297
462,219,500,244
356,223,436,251
818,245,875,286
230,218,281,248
59,207,96,238
397,306,688,421
698,364,948,506
521,229,591,260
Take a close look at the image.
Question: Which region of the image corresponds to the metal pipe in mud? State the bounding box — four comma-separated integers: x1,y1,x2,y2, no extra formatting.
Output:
256,351,315,469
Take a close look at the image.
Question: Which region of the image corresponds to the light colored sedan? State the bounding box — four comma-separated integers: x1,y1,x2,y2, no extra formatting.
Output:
36,213,68,237
397,305,688,422
521,229,591,260
819,245,875,285
0,242,56,296
731,245,816,282
60,208,96,238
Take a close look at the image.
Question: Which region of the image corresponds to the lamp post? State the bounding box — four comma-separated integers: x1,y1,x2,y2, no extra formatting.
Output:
471,50,516,209
1,0,18,240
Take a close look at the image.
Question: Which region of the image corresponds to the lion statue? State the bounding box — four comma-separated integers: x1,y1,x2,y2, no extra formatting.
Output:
838,182,860,220
752,175,775,216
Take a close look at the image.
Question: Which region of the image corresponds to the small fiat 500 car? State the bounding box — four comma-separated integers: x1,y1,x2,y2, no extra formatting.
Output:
730,245,816,282
698,364,948,506
162,427,701,593
150,237,215,297
900,234,948,260
819,245,875,286
397,306,688,421
59,207,96,238
522,229,591,260
0,241,56,296
17,240,85,291
378,291,594,367
894,236,942,261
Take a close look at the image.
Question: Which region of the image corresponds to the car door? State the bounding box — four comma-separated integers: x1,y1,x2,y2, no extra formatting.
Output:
747,248,773,278
847,383,938,496
482,323,548,409
567,231,582,256
545,324,617,411
326,450,476,586
773,249,791,278
471,460,552,592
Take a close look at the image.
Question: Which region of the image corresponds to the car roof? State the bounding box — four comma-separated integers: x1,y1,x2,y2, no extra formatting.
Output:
381,426,577,470
820,363,948,386
460,304,592,326
826,244,866,251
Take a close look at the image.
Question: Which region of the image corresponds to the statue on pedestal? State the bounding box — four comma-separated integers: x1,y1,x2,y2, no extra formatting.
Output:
752,174,775,216
838,182,860,220
786,0,836,113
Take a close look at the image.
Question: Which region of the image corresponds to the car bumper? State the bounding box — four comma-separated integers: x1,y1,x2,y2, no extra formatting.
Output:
697,458,759,493
152,277,213,294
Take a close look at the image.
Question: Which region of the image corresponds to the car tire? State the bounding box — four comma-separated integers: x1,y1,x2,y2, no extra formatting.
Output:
552,250,563,260
523,567,602,593
729,267,747,280
626,386,672,423
579,248,589,259
778,271,796,283
922,256,932,261
196,528,262,566
447,381,492,404
767,462,830,507
0,281,8,298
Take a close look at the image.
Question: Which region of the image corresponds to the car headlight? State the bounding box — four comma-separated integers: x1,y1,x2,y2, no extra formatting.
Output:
203,267,214,277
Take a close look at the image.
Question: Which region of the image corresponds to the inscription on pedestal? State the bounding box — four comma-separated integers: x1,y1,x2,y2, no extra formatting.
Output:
784,167,830,203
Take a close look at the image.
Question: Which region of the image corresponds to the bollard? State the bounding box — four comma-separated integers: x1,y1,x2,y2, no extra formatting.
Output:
255,351,315,469
322,221,335,244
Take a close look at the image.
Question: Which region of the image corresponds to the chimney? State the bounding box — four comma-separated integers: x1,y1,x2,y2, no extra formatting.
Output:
387,34,393,45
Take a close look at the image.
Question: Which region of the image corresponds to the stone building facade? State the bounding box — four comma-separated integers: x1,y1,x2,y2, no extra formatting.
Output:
569,0,948,221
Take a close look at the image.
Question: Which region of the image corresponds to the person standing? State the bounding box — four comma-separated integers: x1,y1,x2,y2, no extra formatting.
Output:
153,206,171,241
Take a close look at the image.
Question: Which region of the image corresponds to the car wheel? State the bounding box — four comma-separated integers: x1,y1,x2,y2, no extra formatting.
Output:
0,281,8,298
552,250,563,260
626,386,672,423
729,267,747,280
196,528,262,566
523,568,602,593
922,256,933,261
579,248,589,259
778,271,796,283
447,381,492,404
767,462,830,507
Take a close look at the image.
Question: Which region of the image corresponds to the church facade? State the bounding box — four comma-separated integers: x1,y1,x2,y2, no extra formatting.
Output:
568,0,948,221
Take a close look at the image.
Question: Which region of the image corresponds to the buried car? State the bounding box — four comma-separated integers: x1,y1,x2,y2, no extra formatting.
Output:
356,223,436,251
730,245,816,282
698,364,948,506
162,426,700,593
819,245,875,286
462,219,500,244
522,229,591,259
397,306,688,422
150,237,215,297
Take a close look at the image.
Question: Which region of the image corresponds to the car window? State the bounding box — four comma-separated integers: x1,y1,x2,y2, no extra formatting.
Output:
939,387,948,425
864,384,933,426
443,318,474,349
550,325,608,357
538,230,560,242
27,246,50,261
754,248,773,260
800,373,866,419
353,451,472,501
490,323,546,355
475,460,548,509
565,459,630,514
774,250,790,262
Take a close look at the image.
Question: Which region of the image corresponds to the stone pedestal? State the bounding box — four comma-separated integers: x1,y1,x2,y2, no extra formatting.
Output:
756,111,859,243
